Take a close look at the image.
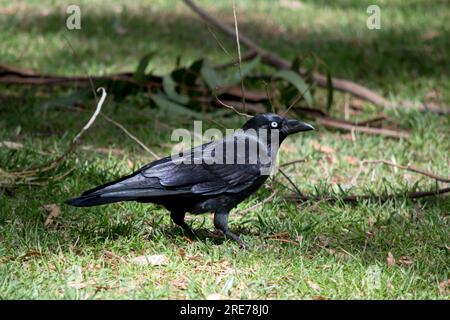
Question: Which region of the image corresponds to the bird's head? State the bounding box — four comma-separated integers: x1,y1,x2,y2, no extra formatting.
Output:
242,113,314,142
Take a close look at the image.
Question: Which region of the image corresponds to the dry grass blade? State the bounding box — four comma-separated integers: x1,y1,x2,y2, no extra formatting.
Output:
232,0,246,113
101,114,160,159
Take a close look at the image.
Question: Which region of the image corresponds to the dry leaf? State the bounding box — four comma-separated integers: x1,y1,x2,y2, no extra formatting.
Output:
310,140,335,154
438,280,450,295
42,204,61,227
421,30,440,41
104,250,125,263
0,141,23,149
398,256,413,266
325,155,337,164
344,156,359,165
206,293,227,300
387,252,396,266
307,280,321,292
171,277,188,290
279,0,304,10
131,254,169,266
67,282,86,289
350,99,364,111
425,90,441,101
127,159,134,169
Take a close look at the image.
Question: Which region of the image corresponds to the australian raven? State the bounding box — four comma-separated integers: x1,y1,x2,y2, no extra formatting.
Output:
66,113,314,248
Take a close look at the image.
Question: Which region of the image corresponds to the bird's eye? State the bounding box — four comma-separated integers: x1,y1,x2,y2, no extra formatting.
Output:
270,121,278,128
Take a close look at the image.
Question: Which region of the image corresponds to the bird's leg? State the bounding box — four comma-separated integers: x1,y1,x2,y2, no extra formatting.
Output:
170,211,196,238
214,211,249,249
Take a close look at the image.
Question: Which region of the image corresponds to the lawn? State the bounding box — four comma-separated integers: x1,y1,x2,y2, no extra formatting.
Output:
0,0,449,299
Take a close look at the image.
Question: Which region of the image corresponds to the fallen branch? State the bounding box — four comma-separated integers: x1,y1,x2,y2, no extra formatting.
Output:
363,160,450,183
182,0,449,114
0,63,161,87
315,116,410,139
287,187,450,203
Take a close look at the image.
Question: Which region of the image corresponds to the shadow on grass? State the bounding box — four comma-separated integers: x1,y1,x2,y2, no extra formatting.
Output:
1,2,449,89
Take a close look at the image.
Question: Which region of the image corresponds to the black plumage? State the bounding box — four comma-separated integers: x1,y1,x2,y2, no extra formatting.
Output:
66,113,314,248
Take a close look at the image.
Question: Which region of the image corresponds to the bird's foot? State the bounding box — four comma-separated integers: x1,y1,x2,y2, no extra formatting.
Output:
180,225,198,240
223,230,250,250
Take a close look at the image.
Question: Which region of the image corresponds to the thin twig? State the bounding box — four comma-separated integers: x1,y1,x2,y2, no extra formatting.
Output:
362,160,450,183
232,0,246,113
206,24,233,58
60,105,160,159
282,82,315,116
71,88,106,143
215,50,257,69
215,95,252,118
315,116,410,139
278,167,304,197
101,114,160,159
287,187,450,203
63,36,98,101
238,190,277,215
280,159,306,167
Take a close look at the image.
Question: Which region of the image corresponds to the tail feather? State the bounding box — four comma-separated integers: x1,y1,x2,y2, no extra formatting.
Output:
65,194,134,207
66,170,191,207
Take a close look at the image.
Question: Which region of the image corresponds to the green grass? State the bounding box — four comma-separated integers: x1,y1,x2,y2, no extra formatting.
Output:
0,0,449,299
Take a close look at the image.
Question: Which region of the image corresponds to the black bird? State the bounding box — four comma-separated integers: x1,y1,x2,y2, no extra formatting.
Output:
66,113,314,248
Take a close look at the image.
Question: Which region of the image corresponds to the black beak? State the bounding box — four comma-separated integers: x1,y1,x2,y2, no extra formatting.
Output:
283,119,315,135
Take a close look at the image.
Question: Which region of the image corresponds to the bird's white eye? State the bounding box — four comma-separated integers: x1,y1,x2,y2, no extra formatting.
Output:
270,121,278,128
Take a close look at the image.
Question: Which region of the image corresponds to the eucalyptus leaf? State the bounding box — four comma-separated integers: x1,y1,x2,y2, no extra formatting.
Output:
201,66,224,89
36,89,90,110
162,75,190,105
273,70,312,107
134,52,155,84
151,92,203,119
